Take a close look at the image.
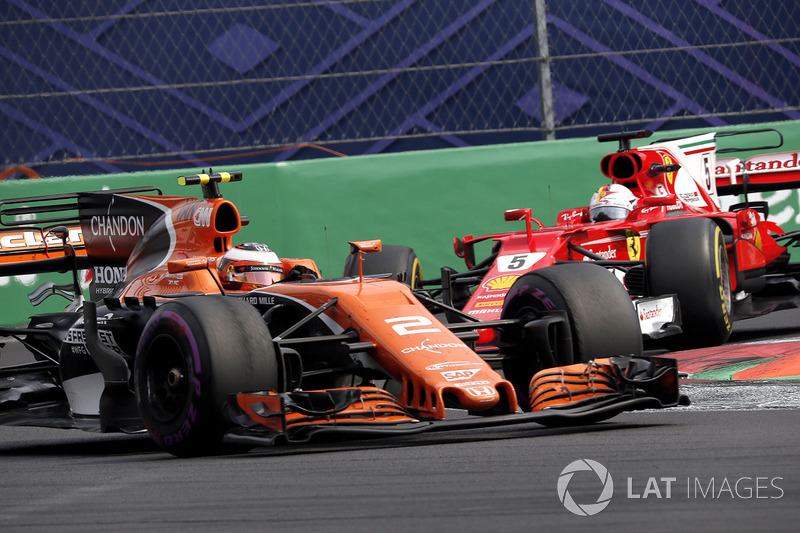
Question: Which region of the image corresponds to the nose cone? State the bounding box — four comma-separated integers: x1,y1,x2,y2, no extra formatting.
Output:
443,384,501,412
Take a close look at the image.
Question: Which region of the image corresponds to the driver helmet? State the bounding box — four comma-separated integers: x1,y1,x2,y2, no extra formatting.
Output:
589,184,637,222
217,243,284,290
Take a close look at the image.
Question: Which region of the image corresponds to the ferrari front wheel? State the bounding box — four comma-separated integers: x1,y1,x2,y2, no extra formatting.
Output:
134,296,279,457
500,262,642,410
646,218,732,346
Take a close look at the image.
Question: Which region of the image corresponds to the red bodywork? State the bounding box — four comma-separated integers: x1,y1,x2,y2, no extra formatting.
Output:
454,131,796,324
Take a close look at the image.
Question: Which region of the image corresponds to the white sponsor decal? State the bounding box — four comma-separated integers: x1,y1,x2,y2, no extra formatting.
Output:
93,266,127,284
0,228,84,250
560,209,583,223
64,328,122,354
594,246,617,259
674,177,707,207
635,297,676,336
441,369,481,381
717,152,800,176
193,207,213,227
467,308,499,315
454,380,491,388
466,386,495,397
580,235,626,246
496,252,546,272
90,215,145,237
385,316,441,336
425,361,473,371
402,339,467,354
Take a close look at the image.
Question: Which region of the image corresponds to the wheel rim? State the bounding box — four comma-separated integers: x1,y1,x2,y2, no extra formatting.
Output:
504,304,549,359
141,334,190,423
718,243,732,316
411,258,422,290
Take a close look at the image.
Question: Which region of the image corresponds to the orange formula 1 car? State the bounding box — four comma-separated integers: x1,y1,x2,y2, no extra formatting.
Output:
0,172,685,457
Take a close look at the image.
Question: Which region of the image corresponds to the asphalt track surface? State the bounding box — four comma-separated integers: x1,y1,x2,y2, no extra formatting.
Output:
2,311,799,532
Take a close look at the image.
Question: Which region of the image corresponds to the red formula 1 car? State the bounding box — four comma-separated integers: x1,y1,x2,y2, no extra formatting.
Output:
352,129,800,349
0,172,684,457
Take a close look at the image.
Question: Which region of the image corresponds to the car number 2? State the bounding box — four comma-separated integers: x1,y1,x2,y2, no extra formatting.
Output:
385,316,441,336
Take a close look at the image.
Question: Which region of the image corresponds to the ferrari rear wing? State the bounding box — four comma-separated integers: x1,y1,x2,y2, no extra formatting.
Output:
716,151,800,196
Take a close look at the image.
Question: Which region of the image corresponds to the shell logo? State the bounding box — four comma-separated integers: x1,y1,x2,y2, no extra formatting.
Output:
482,275,519,291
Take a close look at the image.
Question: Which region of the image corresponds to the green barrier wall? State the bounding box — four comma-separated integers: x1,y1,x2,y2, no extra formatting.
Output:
2,121,799,326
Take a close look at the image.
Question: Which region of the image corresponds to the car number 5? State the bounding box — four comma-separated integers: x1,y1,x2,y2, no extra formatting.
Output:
497,252,545,272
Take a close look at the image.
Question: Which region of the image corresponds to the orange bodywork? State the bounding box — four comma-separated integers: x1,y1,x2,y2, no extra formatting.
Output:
125,256,519,419
95,195,517,419
235,387,424,435
256,278,518,419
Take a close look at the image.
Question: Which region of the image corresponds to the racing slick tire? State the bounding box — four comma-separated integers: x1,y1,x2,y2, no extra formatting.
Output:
646,218,732,346
134,295,278,457
500,262,642,410
342,244,422,289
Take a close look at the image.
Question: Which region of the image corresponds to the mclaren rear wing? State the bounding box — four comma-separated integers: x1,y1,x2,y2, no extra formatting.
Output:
0,186,161,278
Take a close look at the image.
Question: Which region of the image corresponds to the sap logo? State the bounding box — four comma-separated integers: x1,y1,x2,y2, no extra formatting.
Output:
441,369,480,381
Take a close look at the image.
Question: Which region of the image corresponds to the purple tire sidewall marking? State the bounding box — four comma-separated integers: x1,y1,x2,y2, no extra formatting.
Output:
137,308,204,448
137,309,202,374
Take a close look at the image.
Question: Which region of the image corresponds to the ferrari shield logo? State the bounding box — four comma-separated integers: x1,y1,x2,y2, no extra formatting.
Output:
663,155,676,184
626,232,641,261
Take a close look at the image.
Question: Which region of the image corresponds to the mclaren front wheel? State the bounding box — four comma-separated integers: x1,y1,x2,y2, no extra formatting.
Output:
134,295,279,457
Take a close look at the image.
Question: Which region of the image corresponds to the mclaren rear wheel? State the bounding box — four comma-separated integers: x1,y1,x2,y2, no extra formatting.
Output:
646,218,732,346
500,262,642,410
134,295,278,457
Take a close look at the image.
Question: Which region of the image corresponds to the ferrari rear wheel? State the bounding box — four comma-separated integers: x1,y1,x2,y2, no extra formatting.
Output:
134,295,278,457
646,218,732,346
342,244,422,289
500,262,642,410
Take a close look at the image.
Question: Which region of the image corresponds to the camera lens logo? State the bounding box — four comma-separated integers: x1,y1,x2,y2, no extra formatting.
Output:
557,459,614,516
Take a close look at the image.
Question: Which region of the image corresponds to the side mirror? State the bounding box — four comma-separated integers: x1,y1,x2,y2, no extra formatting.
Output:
168,256,225,294
167,257,214,273
348,240,382,284
348,240,382,255
504,208,532,221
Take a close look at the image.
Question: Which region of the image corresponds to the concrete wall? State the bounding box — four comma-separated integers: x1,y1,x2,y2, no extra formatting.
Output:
2,121,799,325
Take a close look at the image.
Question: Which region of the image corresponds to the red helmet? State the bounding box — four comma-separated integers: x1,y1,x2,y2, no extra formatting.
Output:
218,243,283,290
